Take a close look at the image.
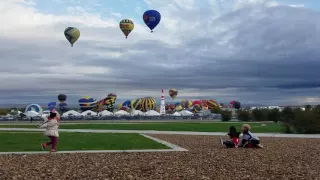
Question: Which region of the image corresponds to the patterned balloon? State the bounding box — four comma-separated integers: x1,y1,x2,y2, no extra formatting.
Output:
175,105,183,111
64,27,80,47
119,19,134,38
78,97,97,111
131,98,142,110
107,93,117,100
168,104,176,111
25,104,43,113
207,100,219,109
168,89,178,100
117,102,123,110
180,100,192,109
193,104,202,113
140,97,156,112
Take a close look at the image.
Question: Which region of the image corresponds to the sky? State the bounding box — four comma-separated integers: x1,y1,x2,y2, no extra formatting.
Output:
1,0,320,106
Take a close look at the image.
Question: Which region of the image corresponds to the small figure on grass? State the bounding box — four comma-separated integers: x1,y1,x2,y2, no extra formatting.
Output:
39,109,60,153
220,126,241,148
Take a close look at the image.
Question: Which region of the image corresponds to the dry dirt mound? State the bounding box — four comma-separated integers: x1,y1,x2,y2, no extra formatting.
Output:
0,135,319,180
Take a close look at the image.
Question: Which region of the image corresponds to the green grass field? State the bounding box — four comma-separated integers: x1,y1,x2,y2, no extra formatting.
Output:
0,122,282,133
0,132,169,152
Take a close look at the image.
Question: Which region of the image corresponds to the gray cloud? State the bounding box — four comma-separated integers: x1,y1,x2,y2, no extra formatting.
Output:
1,2,320,106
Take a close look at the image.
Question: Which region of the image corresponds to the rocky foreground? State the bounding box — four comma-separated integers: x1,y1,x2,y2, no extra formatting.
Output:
0,135,319,180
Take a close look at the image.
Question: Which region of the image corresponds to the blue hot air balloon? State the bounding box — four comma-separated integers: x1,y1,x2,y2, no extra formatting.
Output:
48,102,56,111
143,10,161,32
122,100,131,108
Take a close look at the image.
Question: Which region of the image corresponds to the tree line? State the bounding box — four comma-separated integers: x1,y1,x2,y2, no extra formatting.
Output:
217,105,320,134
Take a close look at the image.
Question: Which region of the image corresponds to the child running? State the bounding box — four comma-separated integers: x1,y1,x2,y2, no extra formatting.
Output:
238,124,263,148
39,109,60,152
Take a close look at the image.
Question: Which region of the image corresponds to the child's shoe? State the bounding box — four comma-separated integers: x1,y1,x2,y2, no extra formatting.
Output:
256,144,264,148
41,143,47,150
50,149,56,153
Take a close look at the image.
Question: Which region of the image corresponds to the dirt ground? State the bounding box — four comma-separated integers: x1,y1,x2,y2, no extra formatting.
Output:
0,135,319,180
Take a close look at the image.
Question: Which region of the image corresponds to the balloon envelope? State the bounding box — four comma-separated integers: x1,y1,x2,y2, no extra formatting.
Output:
140,97,156,112
143,10,161,32
58,94,67,103
64,27,80,47
168,89,178,99
119,19,134,38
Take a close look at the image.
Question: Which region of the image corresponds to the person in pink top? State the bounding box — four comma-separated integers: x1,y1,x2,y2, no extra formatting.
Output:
39,109,60,152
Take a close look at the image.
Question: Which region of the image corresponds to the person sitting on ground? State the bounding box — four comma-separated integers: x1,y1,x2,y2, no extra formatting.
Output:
220,126,241,148
238,124,263,148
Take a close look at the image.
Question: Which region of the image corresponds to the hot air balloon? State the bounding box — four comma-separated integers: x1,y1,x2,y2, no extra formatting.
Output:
175,105,183,111
117,102,123,110
192,100,202,106
48,102,56,111
104,97,116,112
58,94,67,103
140,97,156,112
143,10,161,33
181,100,192,109
107,93,117,100
193,104,202,113
25,104,43,114
168,89,178,100
64,27,80,47
78,97,98,112
131,98,142,110
167,104,176,112
122,100,131,108
119,19,134,38
207,100,219,109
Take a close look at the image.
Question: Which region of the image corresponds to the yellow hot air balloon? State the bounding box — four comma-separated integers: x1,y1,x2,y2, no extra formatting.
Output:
119,19,134,38
140,97,156,112
64,27,80,47
118,102,123,110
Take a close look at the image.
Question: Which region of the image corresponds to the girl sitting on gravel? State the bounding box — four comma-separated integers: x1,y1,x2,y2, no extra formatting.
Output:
238,124,263,148
39,109,60,152
220,126,241,148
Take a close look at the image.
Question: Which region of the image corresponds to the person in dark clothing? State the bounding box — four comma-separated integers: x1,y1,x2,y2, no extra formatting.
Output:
238,124,263,148
30,117,33,123
220,126,241,148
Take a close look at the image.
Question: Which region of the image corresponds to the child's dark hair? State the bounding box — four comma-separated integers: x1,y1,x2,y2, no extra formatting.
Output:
228,126,241,138
49,112,57,118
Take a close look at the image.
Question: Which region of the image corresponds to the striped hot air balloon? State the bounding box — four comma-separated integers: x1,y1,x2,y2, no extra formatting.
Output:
181,100,192,109
140,97,156,112
78,96,98,111
131,98,142,110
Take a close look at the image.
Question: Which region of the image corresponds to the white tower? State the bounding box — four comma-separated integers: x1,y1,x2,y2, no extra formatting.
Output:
160,89,166,115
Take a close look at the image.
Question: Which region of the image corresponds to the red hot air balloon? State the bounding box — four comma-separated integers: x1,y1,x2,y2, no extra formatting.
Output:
192,100,202,106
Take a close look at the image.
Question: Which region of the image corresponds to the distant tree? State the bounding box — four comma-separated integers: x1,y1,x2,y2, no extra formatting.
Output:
305,105,312,111
251,108,268,121
221,110,232,121
237,109,251,121
267,108,281,123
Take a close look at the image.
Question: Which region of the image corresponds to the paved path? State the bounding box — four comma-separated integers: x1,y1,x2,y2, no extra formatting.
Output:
1,128,320,138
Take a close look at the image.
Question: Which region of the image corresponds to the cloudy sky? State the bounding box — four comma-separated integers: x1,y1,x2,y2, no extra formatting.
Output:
1,0,320,106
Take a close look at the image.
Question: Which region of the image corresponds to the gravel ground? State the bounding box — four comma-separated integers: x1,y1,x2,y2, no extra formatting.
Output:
0,135,319,180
